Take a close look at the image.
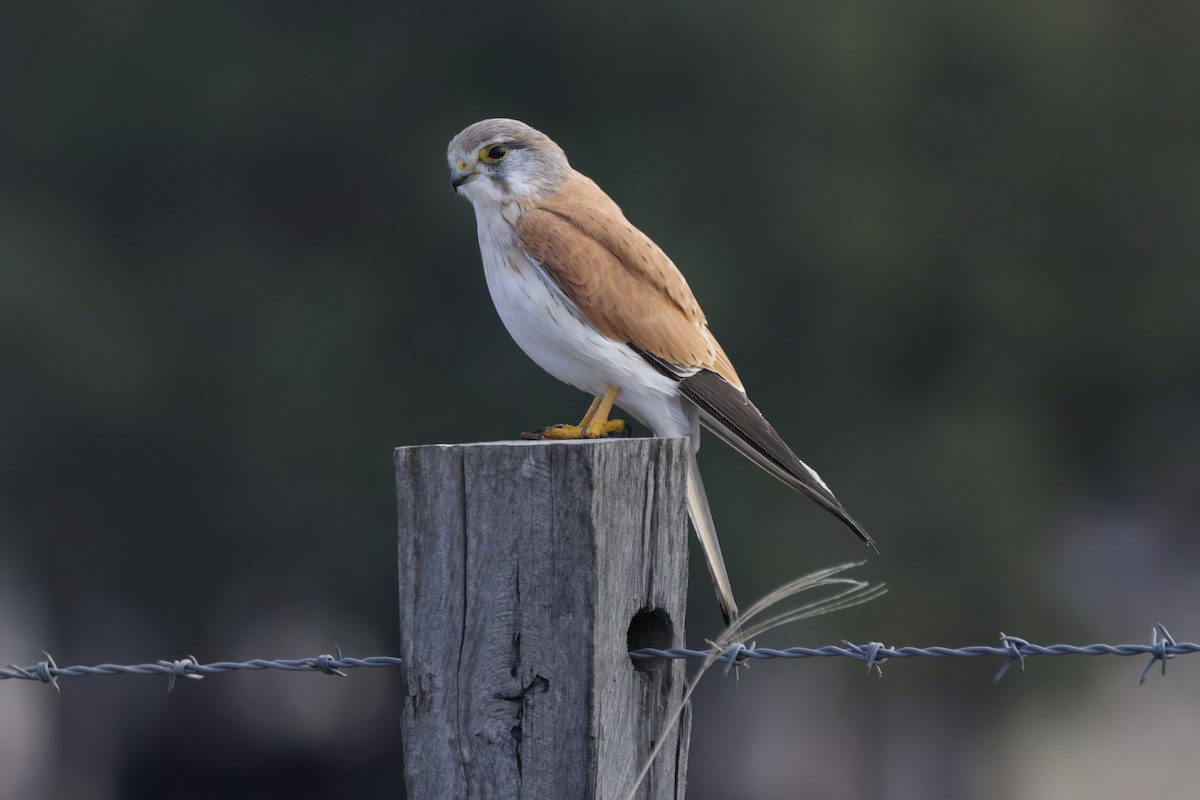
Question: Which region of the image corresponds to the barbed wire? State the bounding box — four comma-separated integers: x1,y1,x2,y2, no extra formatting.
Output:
629,624,1194,684
1,625,1192,691
0,647,403,692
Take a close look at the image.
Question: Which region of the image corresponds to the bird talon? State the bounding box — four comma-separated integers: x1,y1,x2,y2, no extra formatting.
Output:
585,418,630,438
522,423,586,440
521,419,631,440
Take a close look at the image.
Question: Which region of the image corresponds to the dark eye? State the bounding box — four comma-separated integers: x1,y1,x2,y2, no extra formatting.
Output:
480,144,508,164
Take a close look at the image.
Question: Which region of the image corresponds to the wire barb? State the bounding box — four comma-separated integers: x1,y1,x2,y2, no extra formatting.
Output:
162,656,203,692
1140,624,1177,685
312,645,348,677
993,633,1029,684
704,639,758,681
842,640,888,677
35,651,61,692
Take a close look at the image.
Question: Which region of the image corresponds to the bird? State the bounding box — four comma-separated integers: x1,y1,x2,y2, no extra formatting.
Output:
447,118,874,625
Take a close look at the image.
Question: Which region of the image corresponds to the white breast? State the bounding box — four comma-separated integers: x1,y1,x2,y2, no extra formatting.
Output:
472,204,694,439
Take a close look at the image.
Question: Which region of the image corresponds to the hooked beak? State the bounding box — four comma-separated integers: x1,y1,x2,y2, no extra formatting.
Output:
450,161,476,192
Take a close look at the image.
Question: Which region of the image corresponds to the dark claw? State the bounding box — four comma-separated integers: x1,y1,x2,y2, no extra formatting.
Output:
520,423,570,440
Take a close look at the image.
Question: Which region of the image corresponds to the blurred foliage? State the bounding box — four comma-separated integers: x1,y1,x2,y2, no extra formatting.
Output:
2,1,1199,798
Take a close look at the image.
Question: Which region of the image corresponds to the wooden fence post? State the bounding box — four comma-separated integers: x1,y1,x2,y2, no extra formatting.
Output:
395,438,691,799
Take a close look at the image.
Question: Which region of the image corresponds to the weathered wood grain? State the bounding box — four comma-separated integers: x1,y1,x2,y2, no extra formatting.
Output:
395,438,691,800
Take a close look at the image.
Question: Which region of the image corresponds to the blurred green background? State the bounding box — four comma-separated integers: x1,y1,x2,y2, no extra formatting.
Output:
2,1,1199,798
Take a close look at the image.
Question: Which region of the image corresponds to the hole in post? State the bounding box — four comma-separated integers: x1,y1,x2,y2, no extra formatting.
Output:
627,607,674,674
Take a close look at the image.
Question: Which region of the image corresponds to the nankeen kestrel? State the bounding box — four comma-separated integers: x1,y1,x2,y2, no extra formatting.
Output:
448,118,874,625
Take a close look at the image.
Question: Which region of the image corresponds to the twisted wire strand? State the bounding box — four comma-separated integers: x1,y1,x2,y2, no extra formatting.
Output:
2,626,1192,690
629,624,1192,684
0,653,404,691
628,642,1200,661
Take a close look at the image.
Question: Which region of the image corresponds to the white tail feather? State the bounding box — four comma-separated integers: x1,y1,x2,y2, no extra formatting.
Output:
685,451,740,625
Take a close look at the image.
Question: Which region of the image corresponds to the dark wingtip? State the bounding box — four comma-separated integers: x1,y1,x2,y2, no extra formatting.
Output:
833,506,877,553
853,521,878,553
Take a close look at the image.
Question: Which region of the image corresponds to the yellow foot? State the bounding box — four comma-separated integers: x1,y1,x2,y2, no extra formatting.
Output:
522,423,584,440
585,417,629,438
519,385,630,440
520,418,631,440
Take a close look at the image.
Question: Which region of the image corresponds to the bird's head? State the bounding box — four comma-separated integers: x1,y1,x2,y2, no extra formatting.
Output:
447,118,571,205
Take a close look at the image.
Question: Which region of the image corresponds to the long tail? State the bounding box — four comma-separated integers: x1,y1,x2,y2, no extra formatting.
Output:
685,450,740,625
682,372,876,551
631,346,875,551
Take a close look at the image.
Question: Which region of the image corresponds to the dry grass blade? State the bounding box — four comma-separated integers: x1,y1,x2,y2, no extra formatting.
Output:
622,562,886,800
